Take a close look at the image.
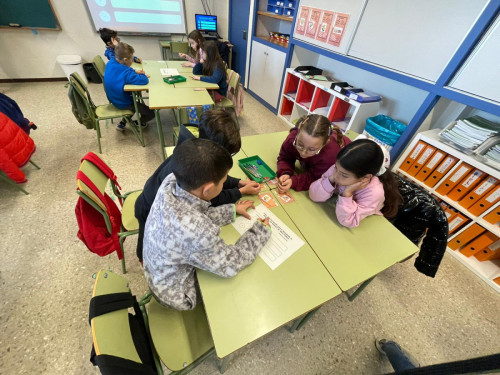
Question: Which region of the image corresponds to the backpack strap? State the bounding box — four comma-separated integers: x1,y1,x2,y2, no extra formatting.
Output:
81,152,122,191
89,292,135,325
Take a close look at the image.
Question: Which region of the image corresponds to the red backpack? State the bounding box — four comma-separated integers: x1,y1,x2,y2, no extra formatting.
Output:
75,152,124,259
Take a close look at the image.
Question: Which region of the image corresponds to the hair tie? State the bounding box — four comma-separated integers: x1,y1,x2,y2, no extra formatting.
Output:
377,148,391,176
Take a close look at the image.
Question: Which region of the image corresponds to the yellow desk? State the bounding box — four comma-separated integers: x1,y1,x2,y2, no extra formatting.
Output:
197,197,342,360
166,60,194,73
240,132,418,294
124,60,215,160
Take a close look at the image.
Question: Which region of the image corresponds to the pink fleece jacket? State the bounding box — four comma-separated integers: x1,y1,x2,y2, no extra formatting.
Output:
185,48,203,64
309,164,385,228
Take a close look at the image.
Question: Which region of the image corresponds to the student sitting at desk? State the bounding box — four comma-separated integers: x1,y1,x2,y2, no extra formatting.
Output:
276,114,350,193
143,139,271,311
309,139,402,228
99,27,142,63
179,30,205,68
134,109,261,262
191,41,228,102
103,42,154,131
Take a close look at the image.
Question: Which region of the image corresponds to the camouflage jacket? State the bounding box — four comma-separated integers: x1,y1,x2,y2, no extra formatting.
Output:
143,173,271,310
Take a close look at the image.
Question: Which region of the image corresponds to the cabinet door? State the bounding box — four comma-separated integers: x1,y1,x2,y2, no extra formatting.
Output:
261,46,287,108
248,41,268,99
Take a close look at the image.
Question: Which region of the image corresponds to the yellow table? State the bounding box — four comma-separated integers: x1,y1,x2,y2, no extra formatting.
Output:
197,156,342,363
124,60,215,160
240,132,418,294
166,60,193,73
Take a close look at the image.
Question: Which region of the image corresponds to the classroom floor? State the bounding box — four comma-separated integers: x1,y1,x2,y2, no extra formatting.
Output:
0,81,499,375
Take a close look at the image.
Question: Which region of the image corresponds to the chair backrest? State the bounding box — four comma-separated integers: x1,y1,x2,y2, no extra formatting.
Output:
92,55,106,81
78,159,110,212
170,41,189,59
70,73,97,117
90,270,158,374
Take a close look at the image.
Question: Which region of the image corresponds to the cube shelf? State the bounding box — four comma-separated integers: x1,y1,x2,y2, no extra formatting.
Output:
278,69,381,134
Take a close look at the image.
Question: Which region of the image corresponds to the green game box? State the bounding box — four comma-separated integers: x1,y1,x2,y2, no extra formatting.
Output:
238,155,276,183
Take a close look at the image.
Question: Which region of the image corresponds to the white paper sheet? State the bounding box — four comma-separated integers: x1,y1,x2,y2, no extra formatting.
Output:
232,205,305,270
160,68,179,76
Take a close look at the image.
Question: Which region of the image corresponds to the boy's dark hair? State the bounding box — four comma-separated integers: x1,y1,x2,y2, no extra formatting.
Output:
337,139,402,218
99,28,117,45
115,42,134,61
198,109,241,155
171,139,233,191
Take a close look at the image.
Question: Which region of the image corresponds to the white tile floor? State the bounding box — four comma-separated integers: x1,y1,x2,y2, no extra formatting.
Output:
0,81,499,375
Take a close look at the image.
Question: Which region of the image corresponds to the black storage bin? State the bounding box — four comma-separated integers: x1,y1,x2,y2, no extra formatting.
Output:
83,63,102,83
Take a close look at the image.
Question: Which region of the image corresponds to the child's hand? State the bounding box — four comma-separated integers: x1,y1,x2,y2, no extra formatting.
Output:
277,175,292,193
200,58,205,64
182,62,193,67
191,76,201,81
239,180,261,195
178,52,187,59
135,69,145,74
235,199,255,220
135,57,142,63
257,217,271,228
342,179,370,197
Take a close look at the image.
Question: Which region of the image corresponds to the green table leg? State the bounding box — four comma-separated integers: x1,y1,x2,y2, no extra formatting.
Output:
131,91,145,147
347,276,376,302
155,109,166,160
288,307,321,333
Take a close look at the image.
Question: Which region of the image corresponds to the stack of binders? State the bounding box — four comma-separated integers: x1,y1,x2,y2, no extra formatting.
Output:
440,116,500,151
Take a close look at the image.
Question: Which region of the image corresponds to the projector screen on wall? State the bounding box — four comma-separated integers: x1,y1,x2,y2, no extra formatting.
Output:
85,0,186,35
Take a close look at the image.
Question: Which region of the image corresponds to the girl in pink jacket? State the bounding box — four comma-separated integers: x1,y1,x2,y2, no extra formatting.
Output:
179,30,205,68
309,139,402,228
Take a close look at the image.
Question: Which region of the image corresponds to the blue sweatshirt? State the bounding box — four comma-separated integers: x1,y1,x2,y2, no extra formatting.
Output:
193,63,228,96
105,47,140,62
104,59,149,109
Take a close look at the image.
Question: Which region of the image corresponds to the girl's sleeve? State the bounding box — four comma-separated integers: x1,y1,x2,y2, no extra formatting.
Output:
309,165,336,201
185,55,196,64
193,63,203,75
277,137,296,178
335,185,385,228
200,67,224,84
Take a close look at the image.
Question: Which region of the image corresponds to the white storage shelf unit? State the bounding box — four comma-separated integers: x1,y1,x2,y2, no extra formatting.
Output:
278,69,380,132
395,129,500,293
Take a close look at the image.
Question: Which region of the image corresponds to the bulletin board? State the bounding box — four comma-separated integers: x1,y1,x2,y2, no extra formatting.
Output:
0,0,60,30
292,0,367,55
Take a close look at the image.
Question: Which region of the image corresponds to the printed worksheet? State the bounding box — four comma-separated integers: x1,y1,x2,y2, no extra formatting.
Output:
232,205,304,270
160,68,179,76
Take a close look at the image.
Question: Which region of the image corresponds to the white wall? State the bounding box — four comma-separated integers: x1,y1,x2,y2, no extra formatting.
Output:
0,0,228,79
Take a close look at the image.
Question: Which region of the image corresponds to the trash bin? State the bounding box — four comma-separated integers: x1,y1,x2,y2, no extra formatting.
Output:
83,63,102,83
56,55,88,84
363,115,407,151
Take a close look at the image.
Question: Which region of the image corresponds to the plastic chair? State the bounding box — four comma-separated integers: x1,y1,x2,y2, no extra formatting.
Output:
69,72,144,153
90,269,215,375
92,55,106,82
139,292,215,374
170,42,190,60
77,156,141,273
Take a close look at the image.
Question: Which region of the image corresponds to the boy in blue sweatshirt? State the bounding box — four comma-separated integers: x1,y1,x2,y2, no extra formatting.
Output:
104,42,154,131
99,28,142,63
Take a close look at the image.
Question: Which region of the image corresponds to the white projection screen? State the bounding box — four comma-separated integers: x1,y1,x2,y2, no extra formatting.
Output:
85,0,187,35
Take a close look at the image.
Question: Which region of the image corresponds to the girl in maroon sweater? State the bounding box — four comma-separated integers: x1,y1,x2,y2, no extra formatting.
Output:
277,114,351,193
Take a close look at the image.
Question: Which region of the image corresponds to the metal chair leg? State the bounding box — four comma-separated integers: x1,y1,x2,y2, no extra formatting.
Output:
0,173,29,194
29,160,41,169
95,119,103,153
119,235,127,274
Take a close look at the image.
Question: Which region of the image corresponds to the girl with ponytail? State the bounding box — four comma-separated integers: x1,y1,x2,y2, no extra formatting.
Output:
276,114,351,193
309,139,402,228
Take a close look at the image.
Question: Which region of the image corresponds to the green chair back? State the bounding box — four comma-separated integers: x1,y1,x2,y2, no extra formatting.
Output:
93,55,106,81
91,270,143,363
170,41,190,60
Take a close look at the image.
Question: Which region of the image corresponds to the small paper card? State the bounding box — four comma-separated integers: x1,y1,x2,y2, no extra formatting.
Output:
274,191,295,204
259,193,278,208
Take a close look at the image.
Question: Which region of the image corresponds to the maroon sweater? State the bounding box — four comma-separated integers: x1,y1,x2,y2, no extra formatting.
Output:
276,128,351,191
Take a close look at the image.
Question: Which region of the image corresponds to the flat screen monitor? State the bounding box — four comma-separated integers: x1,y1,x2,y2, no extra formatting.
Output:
195,14,217,33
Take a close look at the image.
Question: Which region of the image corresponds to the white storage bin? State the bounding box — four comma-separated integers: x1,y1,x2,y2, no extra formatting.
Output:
56,55,88,84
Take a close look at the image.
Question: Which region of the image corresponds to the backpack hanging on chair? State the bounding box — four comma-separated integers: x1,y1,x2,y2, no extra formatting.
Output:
75,152,124,259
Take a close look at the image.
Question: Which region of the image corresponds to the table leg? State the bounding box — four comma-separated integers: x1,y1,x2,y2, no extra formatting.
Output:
155,109,166,161
288,307,320,333
218,355,231,374
347,276,376,302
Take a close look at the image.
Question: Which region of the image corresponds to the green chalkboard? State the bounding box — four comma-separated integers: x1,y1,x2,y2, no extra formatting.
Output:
0,0,61,30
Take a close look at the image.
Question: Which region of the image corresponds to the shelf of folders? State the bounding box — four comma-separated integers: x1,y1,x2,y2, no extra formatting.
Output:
278,68,381,134
395,128,500,293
